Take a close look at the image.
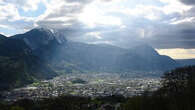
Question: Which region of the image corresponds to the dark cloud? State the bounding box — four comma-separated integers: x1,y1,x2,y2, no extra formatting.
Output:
45,6,83,19
179,0,195,5
36,0,94,29
144,22,195,49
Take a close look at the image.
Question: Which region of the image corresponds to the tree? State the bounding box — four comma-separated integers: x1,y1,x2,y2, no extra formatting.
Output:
160,66,195,96
155,66,195,110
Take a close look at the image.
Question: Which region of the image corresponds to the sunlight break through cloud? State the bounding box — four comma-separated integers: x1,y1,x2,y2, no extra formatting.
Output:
0,0,195,59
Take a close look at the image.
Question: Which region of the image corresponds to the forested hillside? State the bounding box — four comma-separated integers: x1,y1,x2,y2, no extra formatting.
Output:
0,35,56,91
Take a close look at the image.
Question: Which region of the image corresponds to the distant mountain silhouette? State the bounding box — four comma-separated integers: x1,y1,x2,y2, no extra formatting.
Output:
176,59,195,66
118,44,179,71
0,34,6,37
12,28,180,73
0,34,6,41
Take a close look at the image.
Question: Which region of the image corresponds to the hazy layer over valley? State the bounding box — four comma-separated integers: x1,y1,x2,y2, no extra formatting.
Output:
0,28,193,102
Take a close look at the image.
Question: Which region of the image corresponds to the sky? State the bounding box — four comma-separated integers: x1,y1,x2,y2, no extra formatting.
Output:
0,0,195,59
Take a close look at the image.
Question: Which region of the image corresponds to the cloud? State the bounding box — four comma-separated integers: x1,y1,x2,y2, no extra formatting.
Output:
1,0,43,11
1,0,195,50
0,0,45,35
179,0,195,5
157,48,195,59
35,0,93,29
144,20,195,49
36,0,195,50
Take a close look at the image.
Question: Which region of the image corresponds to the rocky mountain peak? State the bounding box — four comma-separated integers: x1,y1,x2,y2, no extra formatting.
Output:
12,28,67,50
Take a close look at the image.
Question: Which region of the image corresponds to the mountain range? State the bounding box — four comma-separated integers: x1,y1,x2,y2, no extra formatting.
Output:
0,28,188,90
11,28,179,72
176,59,195,66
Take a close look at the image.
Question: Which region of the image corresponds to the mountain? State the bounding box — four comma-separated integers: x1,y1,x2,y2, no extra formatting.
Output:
176,59,195,66
0,34,6,42
0,28,180,90
0,34,6,38
12,28,67,62
12,28,67,50
59,42,127,72
0,35,57,91
12,28,180,73
117,45,178,71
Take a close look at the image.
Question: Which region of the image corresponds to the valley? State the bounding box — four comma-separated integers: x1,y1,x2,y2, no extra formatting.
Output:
1,72,161,102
